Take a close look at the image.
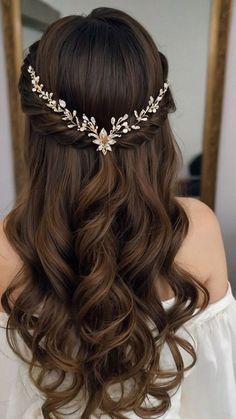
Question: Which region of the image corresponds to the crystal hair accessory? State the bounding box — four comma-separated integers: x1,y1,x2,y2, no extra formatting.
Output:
27,65,169,155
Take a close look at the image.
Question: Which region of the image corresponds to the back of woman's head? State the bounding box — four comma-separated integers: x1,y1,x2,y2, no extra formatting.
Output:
2,7,209,418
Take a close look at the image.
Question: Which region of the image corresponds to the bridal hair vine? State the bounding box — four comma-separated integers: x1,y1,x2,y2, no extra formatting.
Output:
27,65,169,155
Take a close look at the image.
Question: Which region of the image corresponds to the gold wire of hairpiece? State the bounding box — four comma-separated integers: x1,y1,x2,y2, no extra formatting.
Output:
27,65,169,155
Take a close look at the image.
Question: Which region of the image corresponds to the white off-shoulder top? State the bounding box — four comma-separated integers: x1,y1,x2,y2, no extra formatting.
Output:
0,281,236,419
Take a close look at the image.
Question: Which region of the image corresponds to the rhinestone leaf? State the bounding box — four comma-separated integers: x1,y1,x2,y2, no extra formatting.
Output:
92,139,101,145
99,128,108,139
59,99,66,108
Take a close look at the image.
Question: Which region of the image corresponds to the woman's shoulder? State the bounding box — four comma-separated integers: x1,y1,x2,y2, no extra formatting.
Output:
176,196,217,220
0,217,23,270
0,218,24,311
175,197,229,304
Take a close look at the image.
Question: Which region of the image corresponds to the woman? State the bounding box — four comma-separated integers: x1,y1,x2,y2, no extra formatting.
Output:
0,7,235,419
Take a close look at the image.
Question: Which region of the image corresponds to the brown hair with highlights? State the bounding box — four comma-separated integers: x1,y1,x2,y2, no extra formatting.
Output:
1,7,209,418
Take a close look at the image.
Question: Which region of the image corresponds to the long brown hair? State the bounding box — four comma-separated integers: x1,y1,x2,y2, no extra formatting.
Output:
1,7,209,418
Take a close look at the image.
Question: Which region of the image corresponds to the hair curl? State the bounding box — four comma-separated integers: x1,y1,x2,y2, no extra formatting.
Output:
1,7,209,418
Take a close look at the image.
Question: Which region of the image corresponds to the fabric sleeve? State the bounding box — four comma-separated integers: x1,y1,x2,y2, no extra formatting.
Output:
179,288,236,419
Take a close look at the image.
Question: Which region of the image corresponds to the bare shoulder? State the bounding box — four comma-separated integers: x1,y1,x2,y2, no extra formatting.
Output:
175,197,229,303
176,196,222,235
0,218,20,264
0,218,23,310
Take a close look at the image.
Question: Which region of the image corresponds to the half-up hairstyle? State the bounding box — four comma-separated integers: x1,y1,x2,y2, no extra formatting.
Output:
1,7,209,418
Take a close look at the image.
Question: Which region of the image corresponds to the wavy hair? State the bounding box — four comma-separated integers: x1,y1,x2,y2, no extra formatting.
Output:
1,7,209,418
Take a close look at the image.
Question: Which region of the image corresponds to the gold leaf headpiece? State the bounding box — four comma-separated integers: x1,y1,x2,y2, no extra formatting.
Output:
27,65,169,155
